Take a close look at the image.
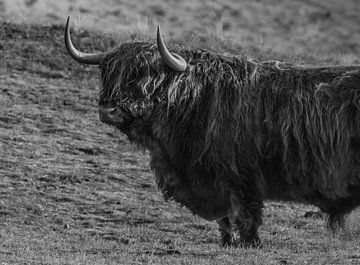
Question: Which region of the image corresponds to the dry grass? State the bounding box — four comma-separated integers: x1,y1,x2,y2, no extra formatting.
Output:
2,0,360,56
1,4,360,264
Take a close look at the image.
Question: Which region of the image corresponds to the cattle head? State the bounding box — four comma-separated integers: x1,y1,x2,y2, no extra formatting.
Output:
64,17,187,137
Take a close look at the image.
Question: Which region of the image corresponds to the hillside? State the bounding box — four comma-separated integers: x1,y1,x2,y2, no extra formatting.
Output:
1,0,360,55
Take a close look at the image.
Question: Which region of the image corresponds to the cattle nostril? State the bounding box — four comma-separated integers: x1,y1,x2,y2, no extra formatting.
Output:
99,107,116,115
99,107,117,123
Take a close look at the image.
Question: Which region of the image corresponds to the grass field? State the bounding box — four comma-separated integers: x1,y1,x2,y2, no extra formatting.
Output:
1,1,360,264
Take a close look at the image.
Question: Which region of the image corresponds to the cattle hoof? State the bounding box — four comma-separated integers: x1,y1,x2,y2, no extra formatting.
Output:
220,235,232,248
219,230,232,247
231,232,261,248
220,234,261,248
238,238,262,248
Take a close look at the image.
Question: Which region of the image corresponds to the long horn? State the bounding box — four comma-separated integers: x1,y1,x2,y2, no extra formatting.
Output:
64,16,104,65
157,26,187,72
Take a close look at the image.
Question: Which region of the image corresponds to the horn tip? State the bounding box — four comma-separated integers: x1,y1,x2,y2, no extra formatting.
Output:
157,25,161,39
65,16,71,32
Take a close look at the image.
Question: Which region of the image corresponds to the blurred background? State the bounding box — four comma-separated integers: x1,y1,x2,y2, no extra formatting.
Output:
1,0,360,56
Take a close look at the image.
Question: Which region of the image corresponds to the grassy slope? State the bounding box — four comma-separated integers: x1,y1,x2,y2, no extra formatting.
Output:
2,0,360,56
1,21,360,265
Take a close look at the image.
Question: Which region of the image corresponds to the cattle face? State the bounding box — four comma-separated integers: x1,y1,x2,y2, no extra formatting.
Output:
65,17,360,247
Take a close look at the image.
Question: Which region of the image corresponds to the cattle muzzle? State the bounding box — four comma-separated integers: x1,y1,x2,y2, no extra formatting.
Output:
98,104,133,128
98,106,116,124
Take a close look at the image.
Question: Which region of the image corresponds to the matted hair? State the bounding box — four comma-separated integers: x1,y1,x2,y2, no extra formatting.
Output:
98,40,360,232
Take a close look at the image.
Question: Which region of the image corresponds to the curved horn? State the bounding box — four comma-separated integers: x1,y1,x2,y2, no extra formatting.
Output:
64,16,105,65
157,26,187,72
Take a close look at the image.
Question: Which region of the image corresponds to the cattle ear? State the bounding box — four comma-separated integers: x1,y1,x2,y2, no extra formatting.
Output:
156,26,187,72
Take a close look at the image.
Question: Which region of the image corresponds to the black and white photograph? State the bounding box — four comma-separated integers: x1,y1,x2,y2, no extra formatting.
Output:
1,0,360,264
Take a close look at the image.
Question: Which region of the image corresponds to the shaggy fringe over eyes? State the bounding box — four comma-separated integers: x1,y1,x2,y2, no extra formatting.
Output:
99,42,167,116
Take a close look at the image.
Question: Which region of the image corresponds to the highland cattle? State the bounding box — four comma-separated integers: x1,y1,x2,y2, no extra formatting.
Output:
65,17,360,247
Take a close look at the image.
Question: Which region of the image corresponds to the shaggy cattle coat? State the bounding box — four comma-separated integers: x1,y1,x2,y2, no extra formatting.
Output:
93,41,360,246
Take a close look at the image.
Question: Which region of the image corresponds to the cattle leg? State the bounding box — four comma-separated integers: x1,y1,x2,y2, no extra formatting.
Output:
322,198,359,233
229,194,263,247
217,217,232,246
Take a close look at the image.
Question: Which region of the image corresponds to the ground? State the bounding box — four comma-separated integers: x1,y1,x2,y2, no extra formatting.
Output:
1,1,360,264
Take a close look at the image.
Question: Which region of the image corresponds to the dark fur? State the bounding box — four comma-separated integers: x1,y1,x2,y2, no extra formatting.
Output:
98,41,360,246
